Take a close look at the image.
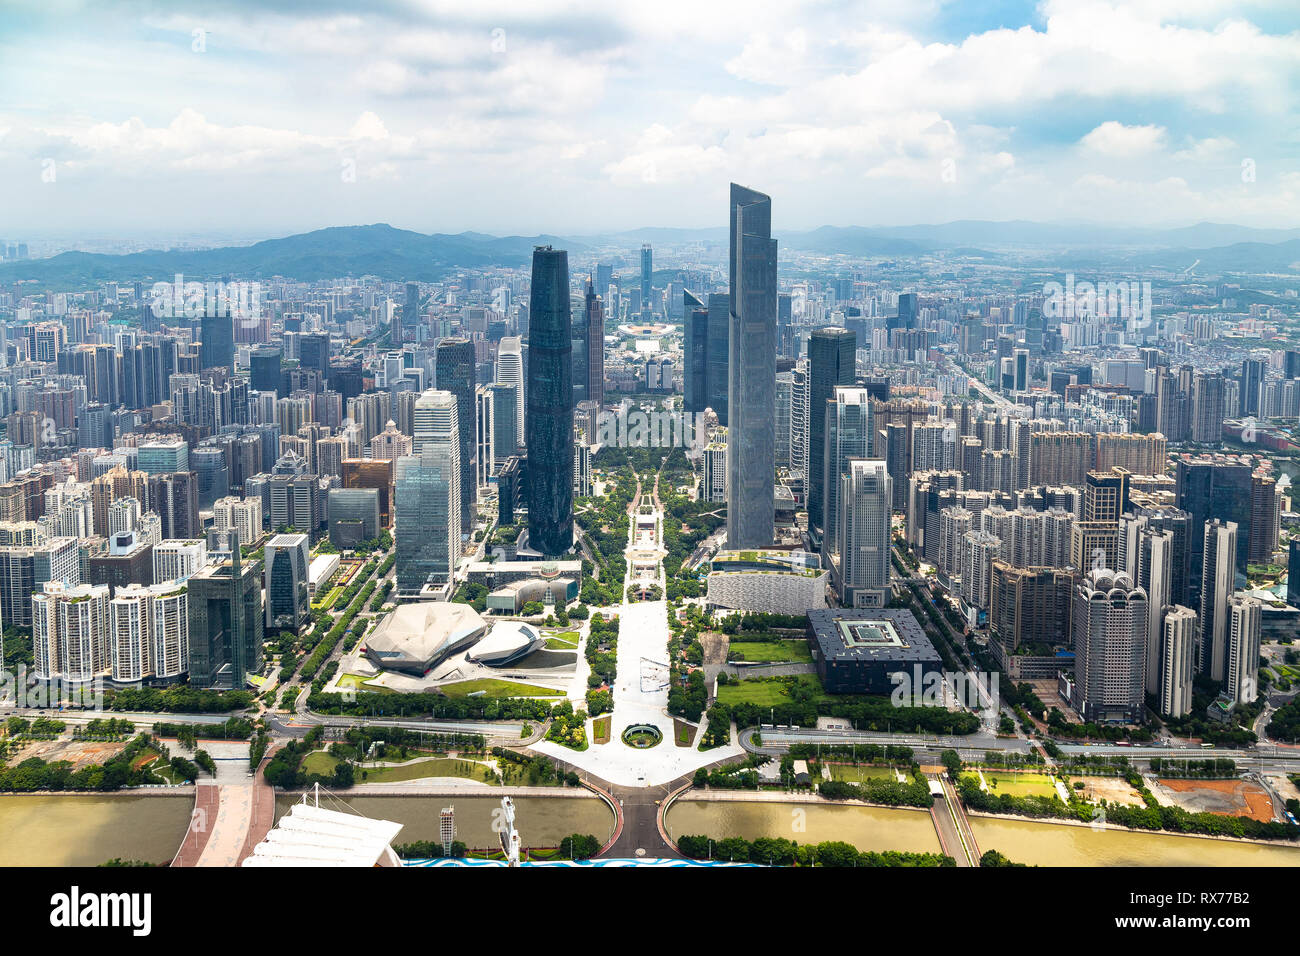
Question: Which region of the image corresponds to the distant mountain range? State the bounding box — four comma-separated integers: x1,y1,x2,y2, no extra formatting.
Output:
2,220,1298,287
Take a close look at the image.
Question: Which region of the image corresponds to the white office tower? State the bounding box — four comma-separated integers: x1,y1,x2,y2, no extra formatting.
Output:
475,384,495,491
1198,519,1238,682
33,581,111,683
153,539,209,583
1227,596,1262,705
395,390,461,595
1159,605,1197,718
213,496,263,548
702,430,727,503
822,387,873,569
1071,569,1148,724
836,459,891,608
496,337,525,446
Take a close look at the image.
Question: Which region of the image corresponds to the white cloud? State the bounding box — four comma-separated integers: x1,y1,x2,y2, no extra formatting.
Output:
1080,122,1168,156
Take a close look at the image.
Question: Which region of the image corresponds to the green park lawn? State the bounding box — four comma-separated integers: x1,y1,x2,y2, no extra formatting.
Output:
826,764,901,784
439,678,563,699
360,758,499,785
592,715,612,745
716,674,833,709
964,771,1060,799
727,639,813,664
302,751,341,776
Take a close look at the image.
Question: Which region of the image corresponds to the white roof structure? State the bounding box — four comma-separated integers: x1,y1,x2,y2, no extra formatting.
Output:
466,621,543,665
242,802,405,867
365,601,488,672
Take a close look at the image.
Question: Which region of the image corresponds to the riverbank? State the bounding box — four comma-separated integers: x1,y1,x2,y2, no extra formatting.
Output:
965,807,1300,850
279,783,597,798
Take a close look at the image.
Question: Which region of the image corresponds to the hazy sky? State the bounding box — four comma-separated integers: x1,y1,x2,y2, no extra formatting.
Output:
1,0,1297,238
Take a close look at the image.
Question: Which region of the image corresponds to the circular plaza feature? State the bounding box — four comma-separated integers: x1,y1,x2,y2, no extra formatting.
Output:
621,724,663,749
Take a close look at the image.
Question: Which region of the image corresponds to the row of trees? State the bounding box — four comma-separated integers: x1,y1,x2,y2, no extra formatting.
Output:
676,834,954,867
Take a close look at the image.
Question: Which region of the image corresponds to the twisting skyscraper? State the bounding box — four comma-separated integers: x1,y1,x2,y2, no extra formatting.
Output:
726,184,777,551
526,247,574,556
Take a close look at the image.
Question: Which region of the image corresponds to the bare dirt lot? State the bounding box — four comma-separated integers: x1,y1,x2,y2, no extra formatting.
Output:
1073,775,1147,807
9,738,127,771
1152,777,1275,822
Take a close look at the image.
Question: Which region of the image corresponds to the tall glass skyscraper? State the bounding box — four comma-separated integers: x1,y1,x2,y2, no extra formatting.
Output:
525,246,574,556
807,326,857,541
726,184,777,551
435,337,476,535
396,389,461,595
640,244,653,315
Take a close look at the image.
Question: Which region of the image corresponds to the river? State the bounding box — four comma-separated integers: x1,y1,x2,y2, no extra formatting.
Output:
0,794,193,867
274,793,616,852
970,816,1300,866
665,799,943,854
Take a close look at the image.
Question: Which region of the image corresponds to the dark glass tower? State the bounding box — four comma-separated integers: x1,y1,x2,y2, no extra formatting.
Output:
585,278,605,406
299,332,330,378
807,326,857,540
435,337,477,536
726,184,777,550
889,292,918,331
570,293,588,407
199,313,235,374
250,345,282,395
525,246,574,556
684,290,708,413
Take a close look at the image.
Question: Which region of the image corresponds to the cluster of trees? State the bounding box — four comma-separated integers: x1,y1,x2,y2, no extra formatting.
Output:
5,716,66,738
490,747,580,786
299,578,376,681
1267,695,1300,742
584,689,612,717
1148,757,1237,778
545,701,588,751
699,703,732,749
818,773,933,808
677,834,954,867
105,687,253,714
452,582,489,613
263,730,355,790
585,614,619,689
720,677,983,736
787,742,914,763
395,840,468,859
310,689,555,721
152,717,254,742
0,734,187,791
668,669,707,722
692,758,767,790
